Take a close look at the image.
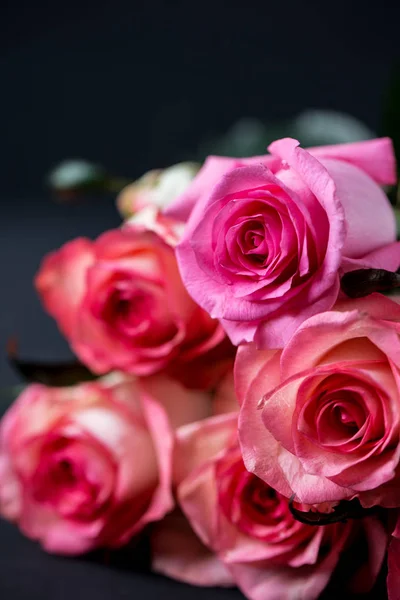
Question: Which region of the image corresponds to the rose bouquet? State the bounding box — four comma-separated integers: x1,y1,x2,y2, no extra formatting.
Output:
2,136,400,599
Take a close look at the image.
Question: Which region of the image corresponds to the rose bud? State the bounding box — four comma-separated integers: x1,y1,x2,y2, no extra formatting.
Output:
152,412,387,600
0,373,209,555
35,218,233,390
117,162,200,219
171,137,400,347
237,293,400,509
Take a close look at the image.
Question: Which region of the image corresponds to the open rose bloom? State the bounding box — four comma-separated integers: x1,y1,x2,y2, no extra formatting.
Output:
237,294,400,508
172,137,400,347
0,374,209,554
3,136,400,599
152,413,387,600
35,215,233,390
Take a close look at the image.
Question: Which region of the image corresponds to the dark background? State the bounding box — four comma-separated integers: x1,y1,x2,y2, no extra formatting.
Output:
2,0,400,199
0,1,399,597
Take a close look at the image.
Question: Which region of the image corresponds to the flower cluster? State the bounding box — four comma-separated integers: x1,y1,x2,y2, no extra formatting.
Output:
2,137,400,599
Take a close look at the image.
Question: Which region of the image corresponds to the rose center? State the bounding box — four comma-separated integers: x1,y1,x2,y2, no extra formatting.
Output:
240,222,268,264
98,278,157,338
56,458,77,485
218,457,302,542
30,436,115,521
114,287,150,327
298,375,376,451
244,228,264,251
333,404,358,429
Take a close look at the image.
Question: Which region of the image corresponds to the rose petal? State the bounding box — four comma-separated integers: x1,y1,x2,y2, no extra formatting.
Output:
174,414,237,485
165,156,238,221
35,238,95,337
308,137,397,186
151,511,234,587
319,157,396,258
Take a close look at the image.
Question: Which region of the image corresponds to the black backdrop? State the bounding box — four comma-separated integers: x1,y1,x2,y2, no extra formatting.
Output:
2,0,400,198
0,1,399,597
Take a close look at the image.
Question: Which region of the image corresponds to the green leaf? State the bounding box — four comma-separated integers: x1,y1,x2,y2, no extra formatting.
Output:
341,268,400,298
7,338,99,387
46,160,131,201
9,358,99,387
47,159,108,189
289,495,382,525
395,207,400,239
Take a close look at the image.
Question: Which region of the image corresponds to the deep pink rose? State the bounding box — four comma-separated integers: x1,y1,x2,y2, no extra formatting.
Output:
152,413,386,599
35,219,233,389
0,374,209,554
237,294,400,508
173,137,400,347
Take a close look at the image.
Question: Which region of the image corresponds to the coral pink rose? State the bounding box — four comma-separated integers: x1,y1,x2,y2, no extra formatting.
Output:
173,137,400,347
0,374,209,554
35,221,233,389
237,294,400,509
152,412,386,599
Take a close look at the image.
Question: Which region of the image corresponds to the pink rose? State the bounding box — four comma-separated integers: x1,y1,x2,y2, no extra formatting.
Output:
153,412,386,599
35,221,233,389
166,138,396,222
237,294,400,508
173,137,400,347
0,374,209,554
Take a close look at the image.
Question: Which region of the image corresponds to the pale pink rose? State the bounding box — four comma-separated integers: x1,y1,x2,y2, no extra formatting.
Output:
117,162,199,219
125,206,184,247
151,510,235,587
173,137,400,347
35,223,233,389
0,374,210,555
238,294,400,509
152,413,386,600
